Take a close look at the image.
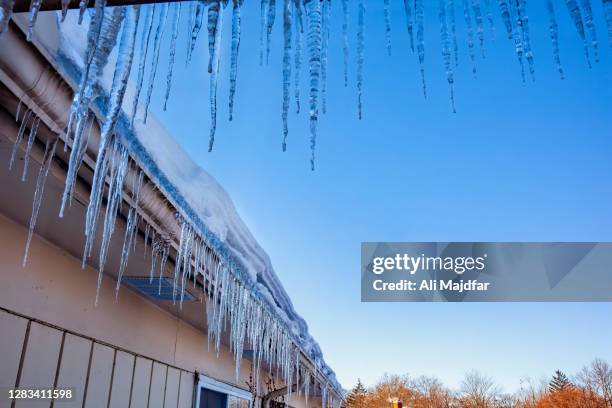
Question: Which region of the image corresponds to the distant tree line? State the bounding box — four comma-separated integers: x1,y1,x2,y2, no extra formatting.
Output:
344,358,612,408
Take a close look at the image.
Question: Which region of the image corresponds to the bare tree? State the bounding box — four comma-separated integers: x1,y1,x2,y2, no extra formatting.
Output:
459,371,500,408
577,358,612,407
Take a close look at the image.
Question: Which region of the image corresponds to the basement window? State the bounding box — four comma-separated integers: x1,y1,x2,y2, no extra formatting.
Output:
195,374,252,408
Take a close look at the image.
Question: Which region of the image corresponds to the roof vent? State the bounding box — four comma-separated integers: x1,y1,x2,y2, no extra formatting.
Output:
123,277,196,301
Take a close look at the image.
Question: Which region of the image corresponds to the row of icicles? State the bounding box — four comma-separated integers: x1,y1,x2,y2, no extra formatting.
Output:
9,112,344,403
3,0,343,395
1,0,610,170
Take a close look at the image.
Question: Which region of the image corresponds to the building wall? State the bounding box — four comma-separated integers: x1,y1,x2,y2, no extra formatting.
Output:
0,214,313,408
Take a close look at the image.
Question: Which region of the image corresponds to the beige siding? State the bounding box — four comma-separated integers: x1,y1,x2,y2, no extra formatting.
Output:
149,362,168,408
15,322,62,408
130,356,153,408
0,310,28,397
177,371,195,408
108,350,135,408
84,343,114,408
55,333,92,407
163,367,180,408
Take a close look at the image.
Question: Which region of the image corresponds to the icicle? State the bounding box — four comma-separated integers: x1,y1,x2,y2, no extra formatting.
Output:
208,1,223,152
306,0,322,170
321,0,330,115
81,7,129,259
187,1,205,65
384,0,392,55
547,0,564,79
78,0,87,24
293,0,303,114
516,0,534,80
282,0,292,151
580,0,598,62
509,0,525,81
605,0,612,47
185,1,196,64
403,0,415,52
266,0,276,64
0,0,15,36
163,3,181,111
10,109,32,170
415,0,426,97
357,0,365,119
342,0,349,86
143,3,169,123
484,0,495,39
60,0,69,21
116,170,144,297
21,117,41,181
95,140,129,306
439,0,456,112
207,0,220,74
131,4,155,126
22,135,59,267
462,0,477,77
498,0,513,39
229,0,242,120
448,0,458,66
471,0,485,56
260,0,269,66
26,0,42,41
564,0,592,67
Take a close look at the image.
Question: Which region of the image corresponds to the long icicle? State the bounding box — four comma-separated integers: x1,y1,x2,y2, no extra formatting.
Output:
547,0,564,79
321,0,330,115
0,0,15,36
163,2,181,111
403,0,415,52
439,0,456,112
266,0,276,64
229,0,243,121
21,117,41,181
130,4,155,125
82,7,132,263
384,0,392,55
342,0,349,86
498,0,513,39
357,0,365,119
27,0,42,41
462,0,477,77
208,1,223,152
143,3,169,123
484,0,495,39
471,0,485,57
306,0,322,170
293,0,303,113
580,0,598,62
516,0,534,81
564,0,592,67
23,135,59,267
187,1,205,65
60,0,110,218
9,109,32,170
415,0,426,97
448,0,459,66
260,0,269,65
509,0,525,81
282,0,292,151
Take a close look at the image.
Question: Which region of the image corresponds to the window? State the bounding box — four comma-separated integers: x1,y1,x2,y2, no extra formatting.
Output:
195,374,252,408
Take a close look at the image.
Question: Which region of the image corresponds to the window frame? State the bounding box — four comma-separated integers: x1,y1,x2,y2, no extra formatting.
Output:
195,373,253,408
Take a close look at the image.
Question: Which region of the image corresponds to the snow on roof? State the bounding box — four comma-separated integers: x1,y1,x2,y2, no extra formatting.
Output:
27,9,340,392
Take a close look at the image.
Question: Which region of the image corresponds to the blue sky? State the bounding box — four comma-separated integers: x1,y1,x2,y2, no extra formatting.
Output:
144,0,612,393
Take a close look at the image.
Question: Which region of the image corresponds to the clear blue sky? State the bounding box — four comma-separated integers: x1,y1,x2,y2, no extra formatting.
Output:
144,0,612,393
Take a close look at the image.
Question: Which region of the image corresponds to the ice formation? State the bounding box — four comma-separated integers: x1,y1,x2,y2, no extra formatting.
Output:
3,0,610,401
